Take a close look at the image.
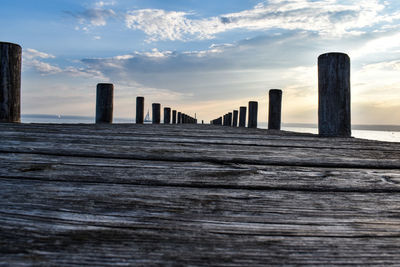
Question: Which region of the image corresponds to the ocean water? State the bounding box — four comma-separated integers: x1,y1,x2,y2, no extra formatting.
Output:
20,114,400,143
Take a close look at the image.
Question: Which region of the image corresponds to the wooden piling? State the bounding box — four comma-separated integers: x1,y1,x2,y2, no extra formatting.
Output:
318,52,351,137
95,83,113,124
152,103,161,124
232,110,238,127
268,89,282,130
228,112,233,127
0,42,21,123
248,101,258,128
239,106,246,127
178,112,181,123
136,97,144,124
164,107,171,124
172,110,177,124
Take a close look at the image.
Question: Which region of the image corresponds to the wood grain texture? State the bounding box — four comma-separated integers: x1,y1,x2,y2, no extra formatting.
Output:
318,53,351,137
1,123,400,265
0,42,21,122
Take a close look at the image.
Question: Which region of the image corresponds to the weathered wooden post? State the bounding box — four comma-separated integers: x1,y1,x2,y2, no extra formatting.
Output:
268,89,282,130
152,103,161,124
218,117,222,125
96,83,113,123
178,112,182,123
223,114,227,126
318,52,351,137
239,106,246,127
136,96,144,124
232,110,238,127
172,110,177,124
164,107,171,124
0,42,22,123
228,112,233,127
248,101,258,128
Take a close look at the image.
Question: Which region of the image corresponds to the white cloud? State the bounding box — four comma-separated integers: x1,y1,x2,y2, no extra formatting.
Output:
124,0,398,41
23,48,107,79
24,48,56,60
68,1,116,31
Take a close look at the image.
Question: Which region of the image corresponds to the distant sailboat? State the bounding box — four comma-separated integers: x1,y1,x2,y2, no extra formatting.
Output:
144,109,151,123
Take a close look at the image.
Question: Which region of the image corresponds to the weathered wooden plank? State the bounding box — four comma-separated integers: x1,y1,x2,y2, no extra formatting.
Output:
2,178,400,265
1,123,400,265
1,127,398,153
0,153,400,192
0,131,399,169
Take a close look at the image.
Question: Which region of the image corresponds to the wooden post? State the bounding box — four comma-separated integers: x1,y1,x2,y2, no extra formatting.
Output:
248,101,258,128
232,110,238,127
218,117,222,125
178,112,181,123
172,110,177,124
164,107,171,124
136,96,144,124
95,83,113,124
268,89,282,130
228,112,233,127
318,52,351,137
239,106,246,127
0,42,21,123
152,103,161,124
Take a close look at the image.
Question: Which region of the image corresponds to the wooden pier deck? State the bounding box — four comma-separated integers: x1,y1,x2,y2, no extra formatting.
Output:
1,123,400,266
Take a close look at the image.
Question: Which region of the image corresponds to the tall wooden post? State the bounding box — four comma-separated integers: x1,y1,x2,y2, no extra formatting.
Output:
0,42,21,123
268,89,282,130
172,110,177,124
164,107,171,124
239,106,246,127
96,83,113,124
152,103,161,124
318,52,351,137
248,101,258,128
178,112,181,123
136,96,144,124
232,110,238,127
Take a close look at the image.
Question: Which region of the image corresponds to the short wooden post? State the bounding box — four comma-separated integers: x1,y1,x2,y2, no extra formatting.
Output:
136,96,144,124
232,110,238,127
223,114,227,126
228,112,233,127
0,42,22,122
152,103,161,124
248,101,258,128
172,110,177,124
178,112,181,123
164,107,171,124
318,52,351,137
239,106,246,127
96,83,113,123
218,117,222,125
268,89,282,130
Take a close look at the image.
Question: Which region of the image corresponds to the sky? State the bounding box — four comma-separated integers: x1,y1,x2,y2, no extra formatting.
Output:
1,0,400,124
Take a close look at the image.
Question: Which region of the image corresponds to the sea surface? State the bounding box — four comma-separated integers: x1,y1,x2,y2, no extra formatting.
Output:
21,114,400,143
